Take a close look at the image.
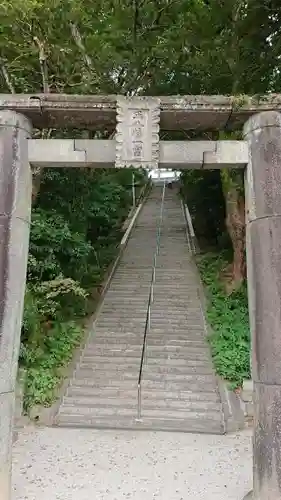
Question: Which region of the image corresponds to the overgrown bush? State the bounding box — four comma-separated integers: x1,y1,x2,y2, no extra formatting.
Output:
20,322,83,411
196,252,250,388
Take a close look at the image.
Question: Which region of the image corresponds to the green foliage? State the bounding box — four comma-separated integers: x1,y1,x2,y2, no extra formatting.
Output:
1,0,280,98
28,208,93,282
20,322,83,411
196,252,250,388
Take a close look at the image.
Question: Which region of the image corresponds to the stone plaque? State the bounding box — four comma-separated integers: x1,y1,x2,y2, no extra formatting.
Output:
115,97,160,168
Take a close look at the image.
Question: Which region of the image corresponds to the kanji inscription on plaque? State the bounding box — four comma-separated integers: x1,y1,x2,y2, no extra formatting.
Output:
115,97,160,168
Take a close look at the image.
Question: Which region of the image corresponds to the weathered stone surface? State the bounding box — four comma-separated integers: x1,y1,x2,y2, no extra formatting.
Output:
28,138,248,169
1,93,281,130
248,216,281,384
244,110,281,500
243,492,253,500
0,111,32,500
0,111,31,391
159,140,214,169
203,140,248,169
242,380,254,403
28,138,86,168
244,111,281,221
245,402,254,418
253,384,281,499
0,111,31,220
75,139,115,168
0,392,14,500
0,217,30,393
115,97,160,168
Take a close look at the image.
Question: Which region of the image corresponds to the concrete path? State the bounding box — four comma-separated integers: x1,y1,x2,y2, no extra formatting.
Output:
12,426,252,500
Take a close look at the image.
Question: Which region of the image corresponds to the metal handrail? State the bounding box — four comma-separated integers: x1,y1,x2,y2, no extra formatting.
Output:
181,201,198,254
137,182,166,420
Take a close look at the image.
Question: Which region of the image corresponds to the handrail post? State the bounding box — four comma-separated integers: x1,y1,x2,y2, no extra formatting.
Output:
137,383,141,420
132,171,136,207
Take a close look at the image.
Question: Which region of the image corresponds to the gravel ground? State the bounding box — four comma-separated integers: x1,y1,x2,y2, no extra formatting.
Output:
12,426,252,500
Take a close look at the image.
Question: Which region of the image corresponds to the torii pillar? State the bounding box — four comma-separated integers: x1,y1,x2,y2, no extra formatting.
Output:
244,111,281,499
0,111,32,500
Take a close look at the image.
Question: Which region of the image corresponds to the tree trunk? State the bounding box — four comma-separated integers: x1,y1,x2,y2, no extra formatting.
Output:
221,168,245,292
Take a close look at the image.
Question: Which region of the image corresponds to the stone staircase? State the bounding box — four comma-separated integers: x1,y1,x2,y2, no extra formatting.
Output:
55,186,225,434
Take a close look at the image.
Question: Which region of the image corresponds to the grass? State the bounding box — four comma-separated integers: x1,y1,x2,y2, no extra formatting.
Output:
196,252,250,388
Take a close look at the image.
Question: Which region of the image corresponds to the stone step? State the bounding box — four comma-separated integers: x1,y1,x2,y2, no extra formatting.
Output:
143,366,214,377
148,331,205,337
56,414,224,434
112,276,196,282
141,371,216,383
83,340,210,351
102,299,150,305
58,404,222,421
104,297,198,305
78,361,140,371
108,286,198,293
62,395,222,412
56,187,224,434
150,313,203,321
69,378,218,393
82,347,211,359
90,339,207,348
96,319,204,328
148,326,205,332
73,372,217,388
100,307,202,317
76,356,214,374
92,333,206,342
97,316,147,323
66,384,220,400
118,264,193,269
81,349,211,361
96,320,146,327
74,368,139,380
153,283,199,287
86,338,206,348
99,312,202,319
112,276,197,282
149,319,204,326
78,361,213,376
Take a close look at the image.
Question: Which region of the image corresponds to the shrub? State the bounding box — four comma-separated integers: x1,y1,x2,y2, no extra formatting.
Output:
197,252,250,388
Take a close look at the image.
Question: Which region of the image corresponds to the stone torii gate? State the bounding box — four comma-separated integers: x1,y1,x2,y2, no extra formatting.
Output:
1,94,281,500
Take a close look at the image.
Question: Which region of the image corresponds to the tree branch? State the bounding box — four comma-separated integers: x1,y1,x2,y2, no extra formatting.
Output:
139,0,180,37
0,58,15,93
69,22,92,70
33,36,50,93
124,55,156,94
32,37,51,203
133,0,146,42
